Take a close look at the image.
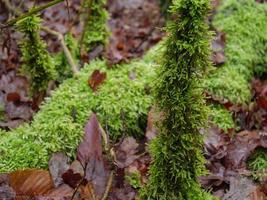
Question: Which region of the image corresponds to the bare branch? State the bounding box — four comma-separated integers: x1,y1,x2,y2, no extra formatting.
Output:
42,26,79,74
2,0,65,28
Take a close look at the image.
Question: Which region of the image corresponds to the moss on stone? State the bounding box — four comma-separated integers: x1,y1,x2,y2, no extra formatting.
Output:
203,0,267,104
0,50,157,173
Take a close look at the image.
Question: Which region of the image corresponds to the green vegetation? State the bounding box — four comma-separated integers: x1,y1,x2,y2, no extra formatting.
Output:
248,148,267,181
0,51,158,173
203,0,267,104
125,171,142,189
208,104,234,131
54,33,80,83
82,0,109,51
140,0,214,199
16,15,57,95
0,0,266,184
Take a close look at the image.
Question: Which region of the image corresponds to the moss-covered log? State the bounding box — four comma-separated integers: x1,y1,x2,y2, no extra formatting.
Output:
203,0,267,104
0,50,158,173
0,0,266,176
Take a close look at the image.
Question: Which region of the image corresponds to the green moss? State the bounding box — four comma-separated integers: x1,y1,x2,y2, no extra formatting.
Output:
247,148,267,181
203,0,267,104
248,148,267,172
16,15,57,95
125,171,142,189
82,0,109,51
0,51,157,172
140,0,214,199
208,104,234,131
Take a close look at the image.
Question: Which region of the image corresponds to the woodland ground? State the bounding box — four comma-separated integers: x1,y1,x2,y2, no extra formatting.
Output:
0,0,266,199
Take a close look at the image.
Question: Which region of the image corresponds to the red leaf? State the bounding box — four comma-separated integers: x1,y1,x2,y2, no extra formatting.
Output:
76,113,109,198
62,169,83,188
88,70,107,92
6,92,20,102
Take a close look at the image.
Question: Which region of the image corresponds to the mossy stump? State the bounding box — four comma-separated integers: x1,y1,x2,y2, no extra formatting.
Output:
140,0,214,199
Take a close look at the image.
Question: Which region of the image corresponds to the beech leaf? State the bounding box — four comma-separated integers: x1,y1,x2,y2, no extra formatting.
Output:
88,70,107,92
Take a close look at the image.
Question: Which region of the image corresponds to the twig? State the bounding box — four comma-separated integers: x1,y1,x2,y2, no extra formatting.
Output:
2,0,65,28
101,171,114,200
42,26,79,74
2,0,22,16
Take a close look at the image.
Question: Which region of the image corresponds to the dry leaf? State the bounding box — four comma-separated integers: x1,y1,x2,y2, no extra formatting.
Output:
88,70,107,92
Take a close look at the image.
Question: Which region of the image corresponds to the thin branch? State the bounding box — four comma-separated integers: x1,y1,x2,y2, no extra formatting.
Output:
0,0,78,74
2,0,22,16
2,0,65,28
42,26,79,74
101,171,114,200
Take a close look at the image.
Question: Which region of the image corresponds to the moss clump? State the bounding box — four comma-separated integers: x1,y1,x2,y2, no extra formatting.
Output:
203,0,267,104
125,171,142,189
0,50,157,172
140,0,214,199
82,0,109,51
247,148,267,181
248,148,267,171
208,104,235,131
16,15,57,95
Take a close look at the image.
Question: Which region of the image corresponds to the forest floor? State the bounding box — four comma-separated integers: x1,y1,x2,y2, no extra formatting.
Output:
0,0,266,199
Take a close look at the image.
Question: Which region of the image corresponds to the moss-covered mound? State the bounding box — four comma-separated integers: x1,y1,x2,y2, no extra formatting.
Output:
203,0,267,104
0,50,158,173
0,0,266,174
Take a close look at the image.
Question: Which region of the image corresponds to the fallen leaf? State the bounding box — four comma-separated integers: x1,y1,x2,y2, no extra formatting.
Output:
49,152,70,187
62,160,84,189
116,137,139,168
9,169,54,198
222,177,266,200
76,113,109,198
88,70,107,92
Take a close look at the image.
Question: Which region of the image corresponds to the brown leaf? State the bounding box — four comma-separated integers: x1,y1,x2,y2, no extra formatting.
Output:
116,137,139,168
88,70,107,92
6,92,20,103
222,177,266,200
9,169,54,198
224,131,267,169
0,174,15,200
49,152,70,187
0,185,16,200
43,184,76,200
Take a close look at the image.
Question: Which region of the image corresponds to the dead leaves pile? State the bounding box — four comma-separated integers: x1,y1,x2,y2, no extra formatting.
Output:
0,113,151,200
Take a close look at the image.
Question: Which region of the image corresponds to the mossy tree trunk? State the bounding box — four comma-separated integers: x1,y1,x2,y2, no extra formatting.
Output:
140,0,213,199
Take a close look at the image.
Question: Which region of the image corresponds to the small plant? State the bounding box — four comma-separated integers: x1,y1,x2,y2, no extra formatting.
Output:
16,15,57,96
140,0,214,199
125,171,142,189
248,148,267,181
